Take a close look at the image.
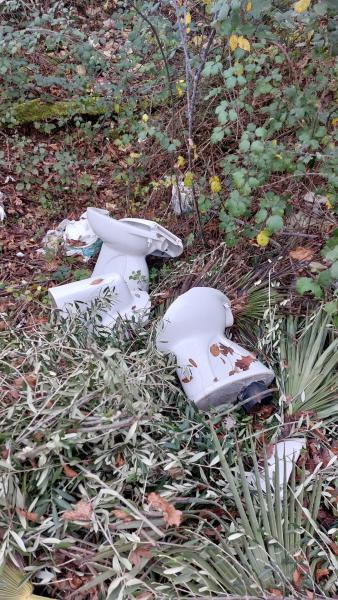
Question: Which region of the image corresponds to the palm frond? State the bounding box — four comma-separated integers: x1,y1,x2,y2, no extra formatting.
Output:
0,564,51,600
152,427,337,597
278,310,338,419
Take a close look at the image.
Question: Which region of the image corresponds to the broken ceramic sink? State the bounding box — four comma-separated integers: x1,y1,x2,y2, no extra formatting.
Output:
87,207,183,292
49,273,150,327
156,287,274,410
48,208,183,329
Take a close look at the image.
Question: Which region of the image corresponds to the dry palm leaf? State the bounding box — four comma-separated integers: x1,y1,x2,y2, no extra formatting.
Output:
0,564,51,599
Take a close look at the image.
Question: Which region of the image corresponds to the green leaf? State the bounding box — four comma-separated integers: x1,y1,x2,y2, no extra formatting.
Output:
226,76,237,90
255,208,267,223
330,261,338,279
266,215,283,232
232,170,246,189
211,126,225,143
296,277,323,298
203,60,222,77
323,300,338,316
239,138,250,152
318,269,333,288
255,127,266,138
228,109,237,122
250,140,264,153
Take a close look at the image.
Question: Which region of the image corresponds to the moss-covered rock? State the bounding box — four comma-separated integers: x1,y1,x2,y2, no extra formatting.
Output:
1,96,113,126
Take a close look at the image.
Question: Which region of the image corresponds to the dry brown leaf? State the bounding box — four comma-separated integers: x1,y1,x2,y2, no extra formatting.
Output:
292,567,303,589
129,544,152,567
181,374,193,383
235,354,256,371
63,464,78,478
16,507,41,522
210,343,220,356
14,373,37,388
115,453,125,467
219,343,234,356
289,247,314,262
44,259,60,272
112,509,133,522
169,467,184,479
315,567,329,582
62,499,92,521
188,358,198,367
229,368,240,376
330,542,338,555
268,590,283,597
69,575,84,590
90,278,104,285
148,492,182,527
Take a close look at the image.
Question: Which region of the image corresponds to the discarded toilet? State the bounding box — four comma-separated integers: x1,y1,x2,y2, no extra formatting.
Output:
49,273,150,327
87,207,183,291
48,207,182,326
156,287,274,410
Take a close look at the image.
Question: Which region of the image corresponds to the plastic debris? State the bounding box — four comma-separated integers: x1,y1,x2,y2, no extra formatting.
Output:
40,212,102,261
0,192,5,221
248,438,306,494
171,178,193,215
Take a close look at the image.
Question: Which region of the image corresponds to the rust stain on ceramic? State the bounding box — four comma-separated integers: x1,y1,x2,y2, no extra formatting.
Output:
210,344,220,357
219,343,234,356
235,354,256,371
90,278,104,285
189,358,198,367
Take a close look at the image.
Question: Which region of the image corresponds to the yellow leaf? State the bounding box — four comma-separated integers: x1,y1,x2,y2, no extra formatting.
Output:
331,118,338,127
176,79,186,97
185,12,191,26
210,175,222,193
229,34,238,51
256,229,270,247
326,200,333,209
176,155,186,168
237,36,251,52
184,171,193,188
192,35,203,46
142,114,149,123
246,1,252,11
293,0,311,13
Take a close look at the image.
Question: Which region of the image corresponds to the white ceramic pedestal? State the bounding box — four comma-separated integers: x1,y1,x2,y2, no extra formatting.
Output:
49,273,150,327
156,287,274,410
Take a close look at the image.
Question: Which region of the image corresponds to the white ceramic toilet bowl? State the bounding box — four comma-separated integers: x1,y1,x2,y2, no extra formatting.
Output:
156,287,274,410
87,207,183,291
49,273,150,327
